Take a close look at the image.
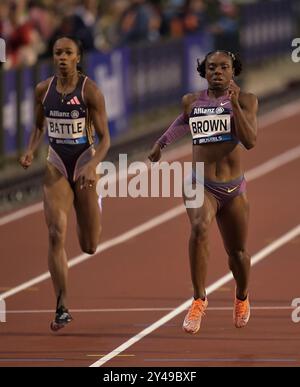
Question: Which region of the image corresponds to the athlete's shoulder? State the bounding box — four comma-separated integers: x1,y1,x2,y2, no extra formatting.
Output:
182,92,200,107
83,77,105,107
84,77,103,97
182,92,203,116
35,77,54,101
84,77,101,93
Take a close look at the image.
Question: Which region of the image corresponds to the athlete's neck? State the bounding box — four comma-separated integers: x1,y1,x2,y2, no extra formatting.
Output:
57,70,79,87
207,87,229,99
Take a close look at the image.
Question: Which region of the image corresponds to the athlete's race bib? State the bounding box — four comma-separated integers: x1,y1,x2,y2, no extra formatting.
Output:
46,117,87,145
189,107,232,144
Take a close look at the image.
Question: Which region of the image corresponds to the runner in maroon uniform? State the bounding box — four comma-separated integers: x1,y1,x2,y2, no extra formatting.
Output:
149,50,258,333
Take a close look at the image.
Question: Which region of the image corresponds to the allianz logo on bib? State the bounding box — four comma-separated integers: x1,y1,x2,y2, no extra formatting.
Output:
215,107,225,114
193,107,225,115
71,110,80,119
49,110,80,118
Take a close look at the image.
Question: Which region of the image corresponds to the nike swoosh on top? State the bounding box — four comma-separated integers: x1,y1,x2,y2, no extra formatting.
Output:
220,101,230,106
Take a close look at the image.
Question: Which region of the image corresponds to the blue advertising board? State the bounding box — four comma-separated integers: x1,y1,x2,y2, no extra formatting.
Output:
86,48,129,138
240,0,295,64
21,68,34,147
183,33,213,94
3,69,17,154
128,40,184,113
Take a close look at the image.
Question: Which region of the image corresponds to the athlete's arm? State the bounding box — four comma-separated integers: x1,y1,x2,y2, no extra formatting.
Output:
229,81,258,150
148,94,194,162
79,79,110,188
19,81,47,169
85,80,110,166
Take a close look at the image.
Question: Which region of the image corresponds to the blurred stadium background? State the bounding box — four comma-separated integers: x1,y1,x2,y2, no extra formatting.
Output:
0,0,299,213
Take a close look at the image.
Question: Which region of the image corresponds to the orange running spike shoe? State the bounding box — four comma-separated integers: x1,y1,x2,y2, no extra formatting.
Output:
183,298,208,334
233,295,250,328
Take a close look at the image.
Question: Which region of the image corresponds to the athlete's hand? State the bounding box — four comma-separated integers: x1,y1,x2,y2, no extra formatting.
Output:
19,151,34,169
148,143,162,162
78,164,97,190
228,80,240,106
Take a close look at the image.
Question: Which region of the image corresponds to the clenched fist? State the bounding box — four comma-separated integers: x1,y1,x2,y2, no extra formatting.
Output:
19,151,34,169
148,143,162,162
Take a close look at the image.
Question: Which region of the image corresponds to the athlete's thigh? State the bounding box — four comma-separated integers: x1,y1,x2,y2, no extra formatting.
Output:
73,179,102,239
216,193,249,252
43,163,74,228
184,188,218,227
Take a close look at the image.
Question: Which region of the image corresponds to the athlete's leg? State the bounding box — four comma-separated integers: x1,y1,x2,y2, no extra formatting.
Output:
184,191,218,300
73,179,102,255
216,193,250,300
43,163,74,309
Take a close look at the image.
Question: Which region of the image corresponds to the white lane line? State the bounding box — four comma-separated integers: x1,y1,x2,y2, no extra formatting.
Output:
90,224,300,367
258,100,300,128
0,206,183,300
1,99,300,227
245,145,300,181
5,305,294,314
0,145,190,228
1,144,300,301
0,202,43,227
143,358,298,363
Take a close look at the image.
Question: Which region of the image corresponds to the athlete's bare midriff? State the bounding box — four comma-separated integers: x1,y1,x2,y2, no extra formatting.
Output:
192,142,243,182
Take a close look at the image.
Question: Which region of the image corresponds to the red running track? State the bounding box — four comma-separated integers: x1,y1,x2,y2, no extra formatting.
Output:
0,102,300,367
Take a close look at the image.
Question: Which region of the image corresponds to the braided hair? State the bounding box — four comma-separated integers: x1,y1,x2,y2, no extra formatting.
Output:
197,50,242,78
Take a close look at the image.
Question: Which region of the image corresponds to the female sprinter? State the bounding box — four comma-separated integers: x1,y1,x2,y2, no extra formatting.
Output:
149,50,258,334
20,36,110,331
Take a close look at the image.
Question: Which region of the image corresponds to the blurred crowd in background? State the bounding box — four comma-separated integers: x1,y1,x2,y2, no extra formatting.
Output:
0,0,239,69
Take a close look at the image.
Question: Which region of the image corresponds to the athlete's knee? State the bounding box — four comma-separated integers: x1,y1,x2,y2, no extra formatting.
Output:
228,249,250,263
191,217,211,241
78,224,102,254
80,232,101,255
48,223,65,247
81,236,100,254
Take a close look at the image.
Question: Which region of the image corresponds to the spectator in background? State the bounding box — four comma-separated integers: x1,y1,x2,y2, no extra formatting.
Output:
94,0,130,52
159,0,185,38
42,1,95,58
168,12,185,38
57,14,95,50
28,3,61,44
0,1,10,42
118,0,162,46
73,0,98,29
148,0,164,42
205,0,221,25
4,0,43,69
182,0,207,35
1,0,240,67
208,1,239,53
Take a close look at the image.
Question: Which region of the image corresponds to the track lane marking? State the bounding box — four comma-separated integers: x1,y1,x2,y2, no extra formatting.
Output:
1,145,300,301
90,224,300,367
5,305,295,314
